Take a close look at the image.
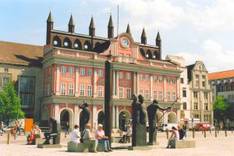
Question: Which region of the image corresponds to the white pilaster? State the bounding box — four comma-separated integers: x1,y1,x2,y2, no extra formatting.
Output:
54,104,60,123
56,66,60,95
93,69,97,98
163,76,166,102
113,71,116,97
74,105,79,125
116,71,119,98
116,106,119,128
75,67,79,96
112,106,116,128
136,73,139,95
92,105,97,130
150,75,153,101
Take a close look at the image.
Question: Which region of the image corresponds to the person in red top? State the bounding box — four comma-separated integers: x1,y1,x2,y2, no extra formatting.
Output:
95,124,112,152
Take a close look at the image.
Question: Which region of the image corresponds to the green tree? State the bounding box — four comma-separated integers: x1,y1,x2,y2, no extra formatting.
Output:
213,96,229,128
0,82,24,124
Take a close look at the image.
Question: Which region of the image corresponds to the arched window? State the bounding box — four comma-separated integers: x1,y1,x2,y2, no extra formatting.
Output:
83,40,91,50
146,50,152,59
53,36,61,47
74,39,82,49
63,37,72,48
94,42,101,48
153,51,158,59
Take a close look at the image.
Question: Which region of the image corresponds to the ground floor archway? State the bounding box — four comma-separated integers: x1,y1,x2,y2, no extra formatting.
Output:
60,109,73,131
119,111,130,131
168,112,177,123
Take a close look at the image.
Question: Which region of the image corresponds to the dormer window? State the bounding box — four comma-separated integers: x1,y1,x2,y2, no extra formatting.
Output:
53,40,58,46
64,41,69,47
74,43,79,48
84,44,88,50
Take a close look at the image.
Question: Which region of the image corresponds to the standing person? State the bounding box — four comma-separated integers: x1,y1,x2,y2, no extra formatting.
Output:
166,126,179,148
95,124,112,152
70,125,80,144
0,121,4,136
64,121,69,138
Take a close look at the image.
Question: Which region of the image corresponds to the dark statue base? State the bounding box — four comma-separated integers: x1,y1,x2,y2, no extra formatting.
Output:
134,124,146,146
37,144,62,148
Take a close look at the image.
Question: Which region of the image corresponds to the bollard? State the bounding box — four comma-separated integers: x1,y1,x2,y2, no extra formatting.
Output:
225,130,227,137
166,129,169,139
7,131,10,144
192,128,195,138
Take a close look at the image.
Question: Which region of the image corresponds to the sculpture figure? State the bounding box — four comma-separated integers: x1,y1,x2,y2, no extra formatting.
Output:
79,102,90,133
147,100,171,145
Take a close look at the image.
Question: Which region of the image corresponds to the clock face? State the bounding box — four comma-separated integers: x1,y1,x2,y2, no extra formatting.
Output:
121,38,130,48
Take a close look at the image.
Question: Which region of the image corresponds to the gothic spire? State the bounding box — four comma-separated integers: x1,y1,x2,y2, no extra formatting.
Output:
68,15,75,33
89,17,95,36
107,15,114,38
141,28,147,44
126,24,131,35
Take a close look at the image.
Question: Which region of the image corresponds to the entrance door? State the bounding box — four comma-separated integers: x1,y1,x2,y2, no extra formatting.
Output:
60,110,70,130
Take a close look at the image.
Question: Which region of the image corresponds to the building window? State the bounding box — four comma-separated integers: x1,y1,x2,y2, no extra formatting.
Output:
80,68,85,76
126,88,131,99
19,76,35,108
87,69,92,76
60,83,66,95
126,73,131,80
153,91,157,100
97,69,103,77
195,80,199,87
183,89,187,97
204,115,209,122
204,92,208,100
80,84,85,96
0,73,11,90
145,74,150,81
61,66,66,75
153,76,158,82
194,114,199,119
172,92,176,101
180,78,184,84
194,91,198,98
4,68,8,72
68,83,74,96
167,92,170,101
183,102,187,110
194,102,198,110
158,91,163,101
204,103,208,110
97,86,103,97
119,72,124,79
158,76,163,82
119,87,124,98
87,85,92,96
144,90,150,100
68,67,74,76
202,81,206,87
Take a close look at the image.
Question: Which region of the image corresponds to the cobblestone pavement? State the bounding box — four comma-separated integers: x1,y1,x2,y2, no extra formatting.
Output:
0,131,234,156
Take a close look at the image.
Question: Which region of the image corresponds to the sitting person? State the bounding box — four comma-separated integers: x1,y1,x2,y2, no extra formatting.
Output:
119,124,132,143
95,124,112,152
178,126,185,140
70,125,80,144
27,124,41,145
81,124,97,152
43,117,60,144
166,126,179,148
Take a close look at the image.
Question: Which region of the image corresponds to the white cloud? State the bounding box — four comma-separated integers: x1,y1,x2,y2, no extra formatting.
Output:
173,40,234,72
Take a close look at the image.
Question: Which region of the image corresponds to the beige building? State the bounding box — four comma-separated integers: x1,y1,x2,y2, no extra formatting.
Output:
166,55,190,122
0,41,43,120
187,61,213,124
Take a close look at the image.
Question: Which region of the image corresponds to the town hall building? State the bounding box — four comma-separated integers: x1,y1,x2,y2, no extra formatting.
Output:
41,12,182,130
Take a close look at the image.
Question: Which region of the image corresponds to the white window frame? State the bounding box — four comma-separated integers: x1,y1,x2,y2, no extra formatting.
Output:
119,87,124,98
80,84,85,96
87,85,92,96
68,83,74,96
97,86,103,97
61,66,66,75
60,83,66,95
80,68,86,76
126,88,131,99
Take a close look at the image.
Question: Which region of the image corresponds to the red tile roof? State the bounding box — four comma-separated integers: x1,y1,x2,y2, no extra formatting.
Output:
208,70,234,80
0,41,43,67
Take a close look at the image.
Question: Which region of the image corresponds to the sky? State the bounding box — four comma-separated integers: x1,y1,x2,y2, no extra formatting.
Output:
1,0,234,72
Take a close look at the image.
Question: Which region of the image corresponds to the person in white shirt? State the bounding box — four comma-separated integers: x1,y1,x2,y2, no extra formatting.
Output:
166,126,179,148
70,125,80,143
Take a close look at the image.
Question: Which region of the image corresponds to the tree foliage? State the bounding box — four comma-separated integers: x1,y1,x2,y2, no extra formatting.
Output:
0,82,24,123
